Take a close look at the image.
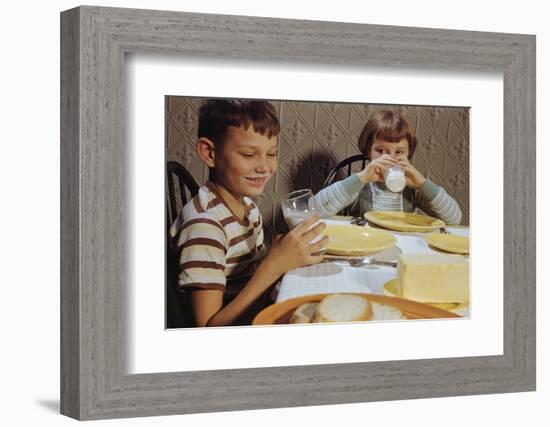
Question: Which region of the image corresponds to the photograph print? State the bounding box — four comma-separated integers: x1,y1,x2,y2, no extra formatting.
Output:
165,96,470,329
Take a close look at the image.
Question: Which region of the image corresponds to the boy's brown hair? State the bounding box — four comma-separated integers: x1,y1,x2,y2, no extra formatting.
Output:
198,99,280,146
357,109,418,160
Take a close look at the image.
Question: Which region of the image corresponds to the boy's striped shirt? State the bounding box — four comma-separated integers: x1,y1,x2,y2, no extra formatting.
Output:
170,181,266,299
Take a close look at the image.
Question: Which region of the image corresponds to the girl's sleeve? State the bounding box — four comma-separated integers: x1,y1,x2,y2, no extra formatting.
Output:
416,179,463,225
310,174,365,217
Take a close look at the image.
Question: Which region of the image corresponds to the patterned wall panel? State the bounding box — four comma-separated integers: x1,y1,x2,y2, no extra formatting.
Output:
166,97,470,243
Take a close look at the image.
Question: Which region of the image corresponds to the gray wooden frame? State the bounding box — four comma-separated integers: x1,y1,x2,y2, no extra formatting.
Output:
60,5,536,421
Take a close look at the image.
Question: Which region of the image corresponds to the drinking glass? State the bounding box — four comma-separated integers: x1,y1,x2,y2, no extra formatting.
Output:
281,189,316,228
384,166,406,192
281,189,325,245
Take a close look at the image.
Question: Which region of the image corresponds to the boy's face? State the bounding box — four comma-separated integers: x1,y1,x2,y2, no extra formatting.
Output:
369,138,409,160
214,125,278,198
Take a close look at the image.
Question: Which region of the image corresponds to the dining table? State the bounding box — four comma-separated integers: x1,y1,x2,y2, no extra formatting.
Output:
271,215,470,317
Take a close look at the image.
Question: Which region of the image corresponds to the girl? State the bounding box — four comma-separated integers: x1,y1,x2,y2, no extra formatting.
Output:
311,109,462,225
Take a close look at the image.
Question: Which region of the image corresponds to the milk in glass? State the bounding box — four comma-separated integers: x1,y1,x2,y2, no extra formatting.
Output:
281,189,325,246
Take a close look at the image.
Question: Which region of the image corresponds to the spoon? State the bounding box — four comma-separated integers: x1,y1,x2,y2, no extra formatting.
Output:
324,256,397,268
348,258,397,268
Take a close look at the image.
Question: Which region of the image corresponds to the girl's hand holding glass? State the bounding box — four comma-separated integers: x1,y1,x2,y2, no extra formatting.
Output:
357,154,398,184
396,158,427,188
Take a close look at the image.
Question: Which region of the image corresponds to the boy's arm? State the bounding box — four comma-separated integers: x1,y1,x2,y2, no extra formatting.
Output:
197,257,283,327
415,179,463,225
310,174,365,217
174,216,229,326
180,214,273,327
190,289,224,327
200,216,328,327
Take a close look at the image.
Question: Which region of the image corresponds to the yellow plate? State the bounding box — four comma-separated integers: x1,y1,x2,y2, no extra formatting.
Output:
364,211,445,232
426,233,470,255
323,224,396,256
383,279,468,313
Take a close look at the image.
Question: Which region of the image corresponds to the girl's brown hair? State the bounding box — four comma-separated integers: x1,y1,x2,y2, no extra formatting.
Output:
198,99,280,147
357,110,417,159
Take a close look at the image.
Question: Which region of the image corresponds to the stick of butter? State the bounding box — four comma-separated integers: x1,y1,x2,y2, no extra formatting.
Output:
396,254,469,303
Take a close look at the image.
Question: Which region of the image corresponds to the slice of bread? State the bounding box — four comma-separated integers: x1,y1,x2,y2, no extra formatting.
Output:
371,302,405,320
289,302,319,324
313,294,373,323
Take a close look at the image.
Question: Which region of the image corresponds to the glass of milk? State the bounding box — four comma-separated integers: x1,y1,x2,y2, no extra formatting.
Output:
281,189,325,246
384,166,406,193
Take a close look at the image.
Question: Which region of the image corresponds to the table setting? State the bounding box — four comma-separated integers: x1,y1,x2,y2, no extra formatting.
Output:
258,189,470,325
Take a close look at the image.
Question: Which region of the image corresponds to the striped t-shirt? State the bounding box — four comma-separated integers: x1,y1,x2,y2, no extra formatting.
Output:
169,181,266,300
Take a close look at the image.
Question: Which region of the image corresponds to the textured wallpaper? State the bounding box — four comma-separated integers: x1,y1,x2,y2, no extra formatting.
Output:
166,97,470,241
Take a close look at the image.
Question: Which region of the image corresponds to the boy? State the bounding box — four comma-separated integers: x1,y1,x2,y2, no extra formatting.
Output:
311,109,463,224
170,99,328,327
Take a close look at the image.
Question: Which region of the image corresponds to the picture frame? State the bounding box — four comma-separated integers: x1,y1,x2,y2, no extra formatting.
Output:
60,5,536,420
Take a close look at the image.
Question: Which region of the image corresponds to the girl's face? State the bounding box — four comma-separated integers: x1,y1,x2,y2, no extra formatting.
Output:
369,138,409,160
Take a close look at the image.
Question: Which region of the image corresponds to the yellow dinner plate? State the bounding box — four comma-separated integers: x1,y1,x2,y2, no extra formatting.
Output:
323,224,396,256
364,211,445,232
426,233,470,255
383,279,468,313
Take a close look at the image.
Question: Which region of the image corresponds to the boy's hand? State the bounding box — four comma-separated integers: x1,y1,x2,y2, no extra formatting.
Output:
357,154,398,184
266,214,328,275
396,158,426,188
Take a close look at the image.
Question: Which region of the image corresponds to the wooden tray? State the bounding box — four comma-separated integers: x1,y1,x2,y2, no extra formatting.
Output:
253,293,461,325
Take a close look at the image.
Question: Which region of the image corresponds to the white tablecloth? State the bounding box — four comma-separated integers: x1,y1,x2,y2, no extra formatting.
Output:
273,218,469,304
